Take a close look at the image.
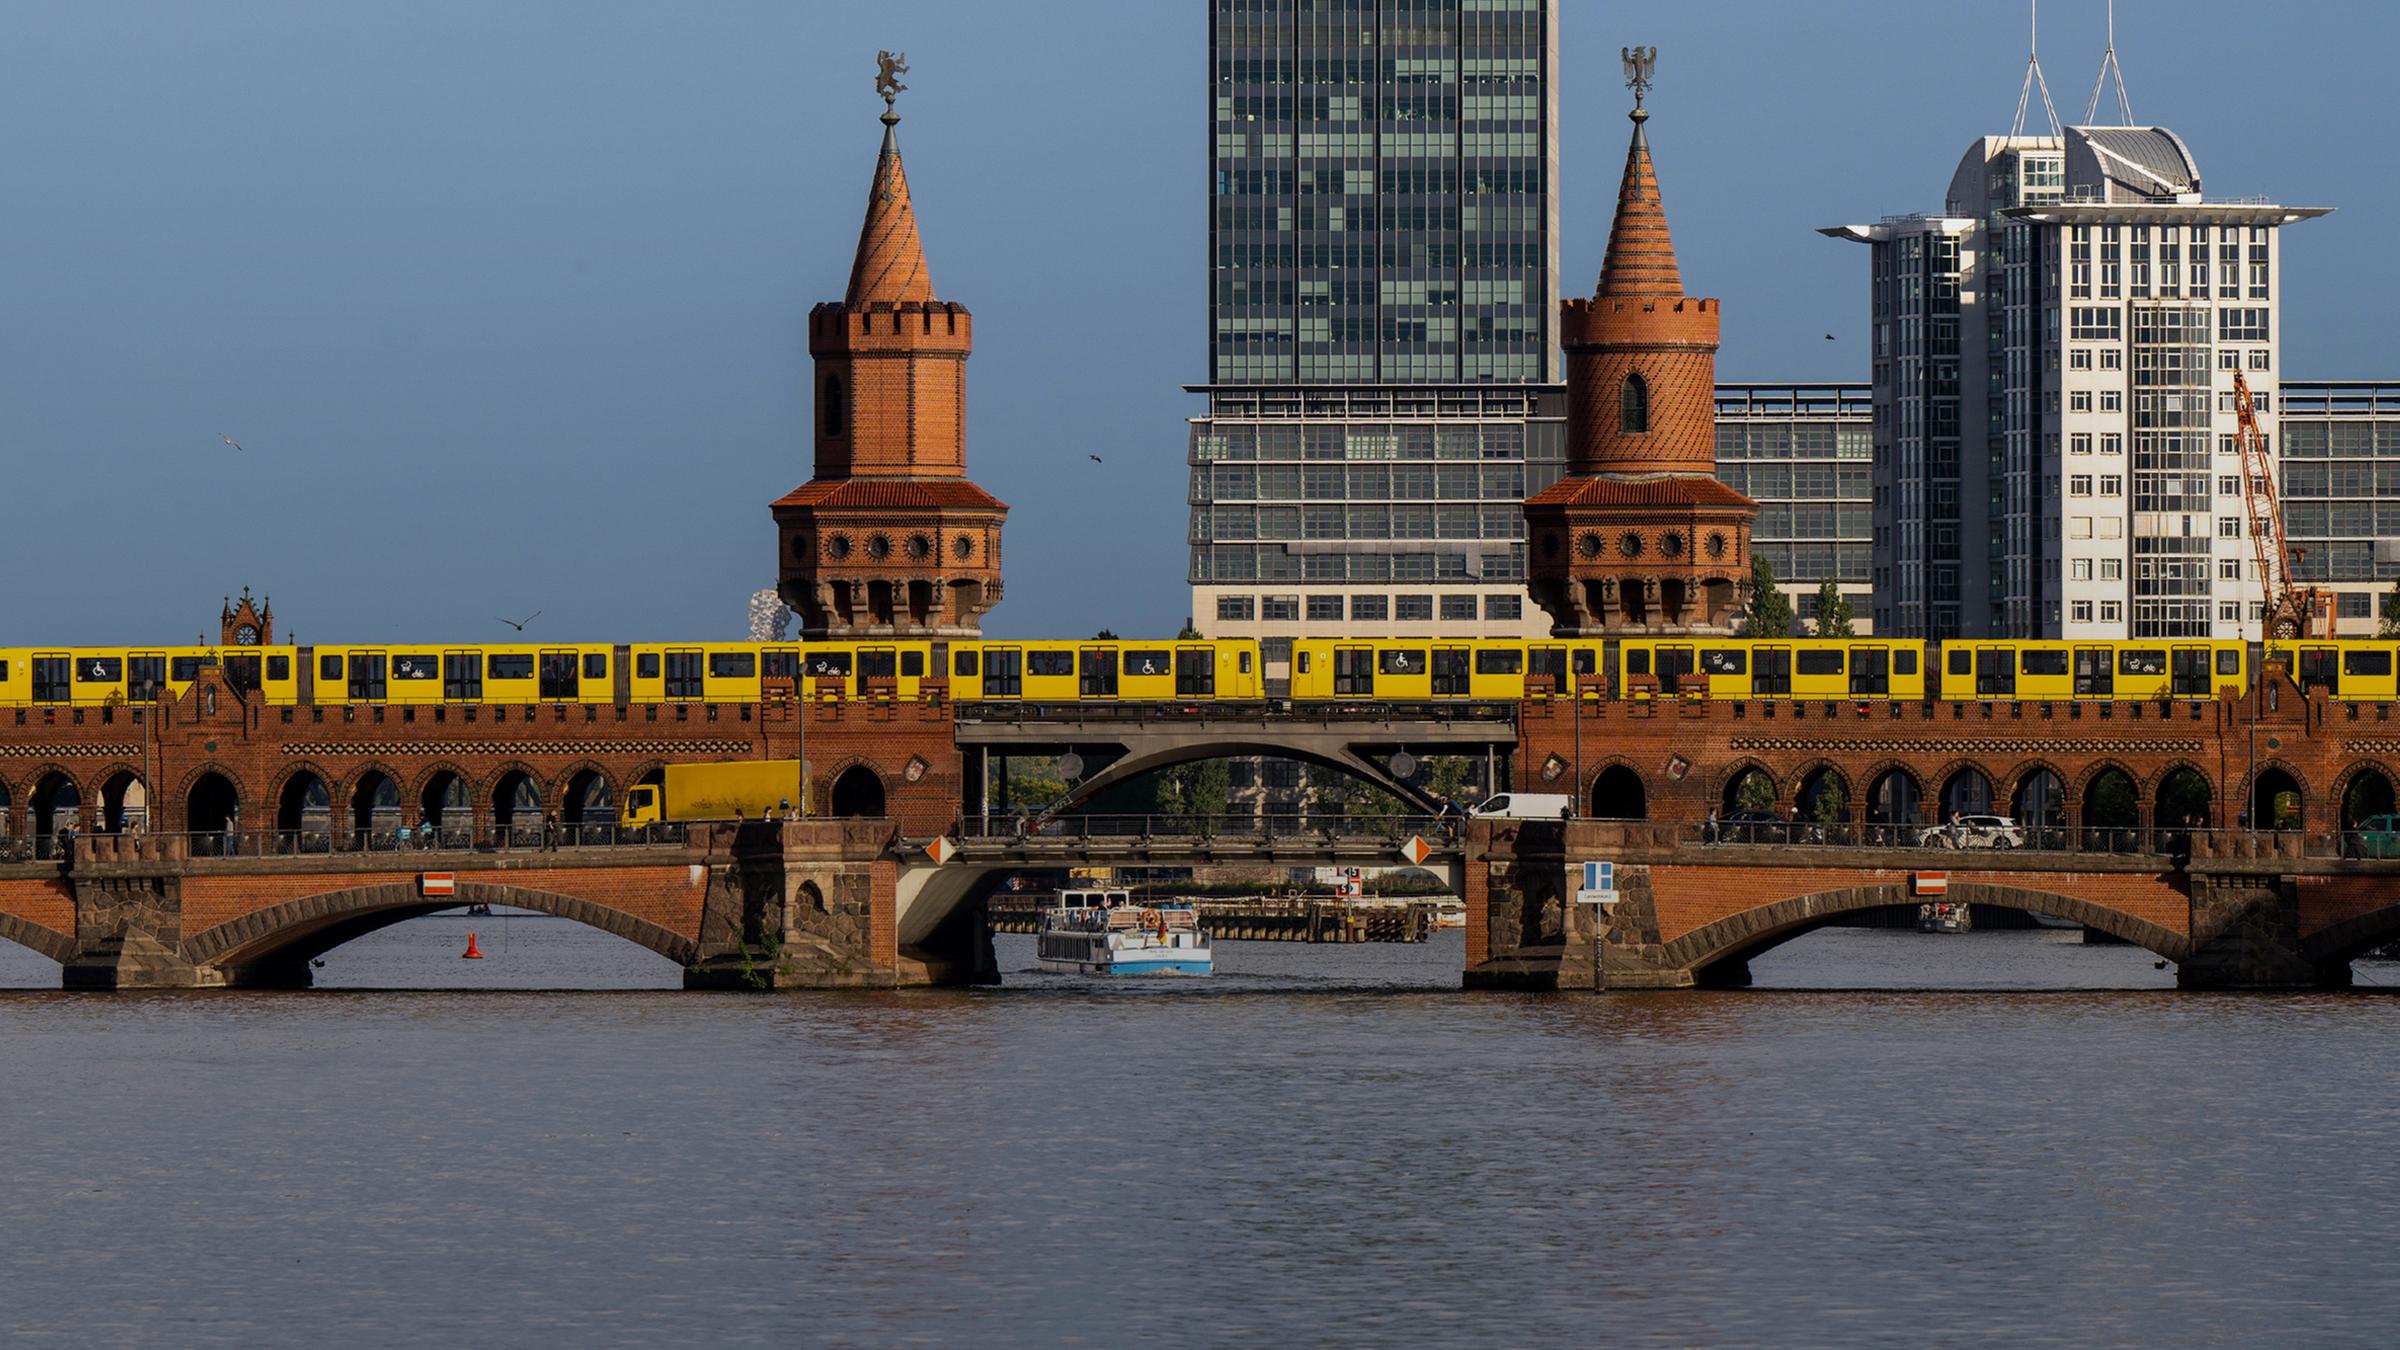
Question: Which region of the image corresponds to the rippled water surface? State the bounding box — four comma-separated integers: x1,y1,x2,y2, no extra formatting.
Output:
3,918,2398,1347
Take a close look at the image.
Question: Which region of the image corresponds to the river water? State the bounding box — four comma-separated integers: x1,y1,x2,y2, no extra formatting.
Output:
3,918,2398,1347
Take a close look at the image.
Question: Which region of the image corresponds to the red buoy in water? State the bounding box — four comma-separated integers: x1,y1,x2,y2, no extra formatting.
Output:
462,931,485,959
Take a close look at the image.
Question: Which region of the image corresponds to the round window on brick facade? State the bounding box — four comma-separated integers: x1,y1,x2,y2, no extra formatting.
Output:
1707,532,1728,560
867,533,893,560
1661,531,1685,559
953,534,975,561
907,533,932,561
825,534,852,561
1619,532,1645,559
1578,532,1604,560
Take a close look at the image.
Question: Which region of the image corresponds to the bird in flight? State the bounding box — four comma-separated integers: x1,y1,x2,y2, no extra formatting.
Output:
1823,333,1838,341
497,611,542,632
1088,454,1104,464
221,434,244,452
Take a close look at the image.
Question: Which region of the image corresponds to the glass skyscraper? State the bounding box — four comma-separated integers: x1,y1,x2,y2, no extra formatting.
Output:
1191,0,1562,653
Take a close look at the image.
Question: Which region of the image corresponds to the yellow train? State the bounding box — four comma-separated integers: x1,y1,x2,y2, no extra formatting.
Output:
1617,639,1927,700
626,642,933,702
1933,641,2247,701
1288,639,1607,700
2271,640,2400,701
948,641,1261,701
0,646,301,707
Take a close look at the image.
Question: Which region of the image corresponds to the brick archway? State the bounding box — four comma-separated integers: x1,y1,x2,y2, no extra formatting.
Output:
1652,881,2190,986
185,880,700,974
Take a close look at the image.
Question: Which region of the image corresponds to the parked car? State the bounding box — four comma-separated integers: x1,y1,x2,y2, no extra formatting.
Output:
2348,814,2400,860
1918,814,2026,850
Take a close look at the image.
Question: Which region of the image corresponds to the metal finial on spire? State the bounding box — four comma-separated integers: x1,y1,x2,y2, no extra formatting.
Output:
2084,0,2135,125
1622,46,1657,121
875,50,910,125
2010,0,2061,139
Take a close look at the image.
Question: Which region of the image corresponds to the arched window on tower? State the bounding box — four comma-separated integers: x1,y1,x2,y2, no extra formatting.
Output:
821,376,847,437
1621,373,1650,435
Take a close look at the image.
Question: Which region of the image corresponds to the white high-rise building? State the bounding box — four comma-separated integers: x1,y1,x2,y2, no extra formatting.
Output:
1826,125,2328,640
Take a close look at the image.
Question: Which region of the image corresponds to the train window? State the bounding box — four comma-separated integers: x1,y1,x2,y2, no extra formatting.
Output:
321,654,343,681
538,652,579,699
1947,650,1971,676
129,656,166,700
1476,650,1524,676
584,653,609,680
2118,649,2166,677
1702,649,1747,676
1239,651,1252,674
349,654,387,701
1175,649,1216,697
1028,652,1074,677
1574,650,1597,675
32,657,69,703
1627,650,1652,677
267,655,291,682
78,657,123,683
901,651,924,678
707,652,756,679
664,652,704,699
445,653,484,701
2021,651,2069,677
1123,650,1172,678
1379,649,1427,676
760,650,794,680
1530,648,1565,682
2216,650,2242,676
0,659,8,680
985,649,1022,696
1797,652,1845,676
392,655,439,681
806,653,852,677
861,651,897,680
954,650,980,678
636,653,660,680
490,655,535,681
1295,652,1312,675
1895,651,1919,676
171,656,206,681
2345,650,2394,677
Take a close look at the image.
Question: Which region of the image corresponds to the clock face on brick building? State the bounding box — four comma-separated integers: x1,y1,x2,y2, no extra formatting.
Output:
234,625,260,646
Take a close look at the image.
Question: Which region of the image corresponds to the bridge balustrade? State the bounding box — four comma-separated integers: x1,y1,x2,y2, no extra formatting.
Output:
959,813,1459,849
30,822,693,865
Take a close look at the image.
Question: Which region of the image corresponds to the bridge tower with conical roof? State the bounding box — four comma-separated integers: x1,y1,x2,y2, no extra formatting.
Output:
774,82,1007,639
1526,56,1755,638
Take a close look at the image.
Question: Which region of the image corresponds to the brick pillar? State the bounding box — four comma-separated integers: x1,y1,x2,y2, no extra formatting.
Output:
2179,870,2347,990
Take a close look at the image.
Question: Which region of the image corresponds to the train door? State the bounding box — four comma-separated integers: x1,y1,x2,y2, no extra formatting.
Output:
2073,647,2114,698
349,652,389,703
984,648,1022,698
1976,648,2016,698
445,652,484,702
1754,646,1793,696
1850,648,1889,698
1078,647,1119,698
127,652,167,703
1431,646,1471,698
1334,646,1375,697
539,650,580,701
2296,645,2338,693
1529,645,1567,695
1175,647,1215,697
664,649,705,700
1656,645,1695,697
2170,646,2212,698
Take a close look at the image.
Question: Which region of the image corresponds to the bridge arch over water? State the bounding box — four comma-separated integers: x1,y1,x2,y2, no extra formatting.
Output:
1652,881,2191,988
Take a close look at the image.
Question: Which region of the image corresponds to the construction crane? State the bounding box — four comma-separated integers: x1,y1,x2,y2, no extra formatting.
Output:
2231,371,2333,639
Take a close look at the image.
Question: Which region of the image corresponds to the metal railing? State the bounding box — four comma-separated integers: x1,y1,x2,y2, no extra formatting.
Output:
0,822,691,865
958,813,1460,850
1693,820,2400,862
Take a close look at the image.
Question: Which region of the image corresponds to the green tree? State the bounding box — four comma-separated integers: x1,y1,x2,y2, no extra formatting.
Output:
1743,556,1794,637
2381,577,2400,639
1813,578,1855,638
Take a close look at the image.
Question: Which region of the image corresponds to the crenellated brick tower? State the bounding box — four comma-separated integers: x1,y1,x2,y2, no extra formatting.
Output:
1526,73,1755,637
774,96,1007,639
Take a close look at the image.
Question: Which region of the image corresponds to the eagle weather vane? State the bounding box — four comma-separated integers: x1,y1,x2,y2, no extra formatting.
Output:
1622,45,1658,109
876,50,910,112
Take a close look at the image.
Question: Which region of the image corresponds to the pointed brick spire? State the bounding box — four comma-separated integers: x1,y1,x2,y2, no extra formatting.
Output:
845,114,936,307
1597,110,1683,298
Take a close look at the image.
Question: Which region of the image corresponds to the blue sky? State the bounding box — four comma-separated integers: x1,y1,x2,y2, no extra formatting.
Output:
2,0,2389,643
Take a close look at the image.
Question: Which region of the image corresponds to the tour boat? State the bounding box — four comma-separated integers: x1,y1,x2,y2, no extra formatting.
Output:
1918,901,1969,934
1036,890,1214,976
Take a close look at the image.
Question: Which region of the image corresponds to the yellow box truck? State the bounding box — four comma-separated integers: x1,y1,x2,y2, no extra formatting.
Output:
619,761,807,827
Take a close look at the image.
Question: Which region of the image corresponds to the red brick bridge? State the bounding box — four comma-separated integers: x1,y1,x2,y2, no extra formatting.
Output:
4,660,2399,990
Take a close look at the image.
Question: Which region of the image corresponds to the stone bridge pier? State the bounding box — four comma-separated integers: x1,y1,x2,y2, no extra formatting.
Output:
1465,821,2385,993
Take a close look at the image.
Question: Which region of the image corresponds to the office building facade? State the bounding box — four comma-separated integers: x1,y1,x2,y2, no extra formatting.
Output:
1827,127,2327,640
1713,383,1875,633
1192,0,1560,649
2280,381,2400,634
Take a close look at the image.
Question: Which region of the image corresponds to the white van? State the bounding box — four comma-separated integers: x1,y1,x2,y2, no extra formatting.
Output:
1470,793,1575,821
